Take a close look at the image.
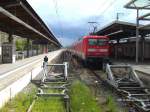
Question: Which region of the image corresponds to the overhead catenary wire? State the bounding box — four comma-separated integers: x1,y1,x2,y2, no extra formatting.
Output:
52,0,64,38
87,0,119,32
99,0,119,16
87,2,106,34
96,0,120,29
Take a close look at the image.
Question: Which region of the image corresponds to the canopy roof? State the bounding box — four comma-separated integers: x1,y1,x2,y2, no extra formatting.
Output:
95,21,150,40
124,0,150,9
0,0,61,46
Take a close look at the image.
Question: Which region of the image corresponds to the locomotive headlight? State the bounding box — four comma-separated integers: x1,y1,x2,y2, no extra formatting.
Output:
88,48,96,52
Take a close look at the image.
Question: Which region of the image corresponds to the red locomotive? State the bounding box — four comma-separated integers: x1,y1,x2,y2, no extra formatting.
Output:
70,35,110,66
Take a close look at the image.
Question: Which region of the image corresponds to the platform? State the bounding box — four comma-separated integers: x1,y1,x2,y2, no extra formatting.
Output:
112,60,150,87
133,65,150,75
0,49,63,91
112,60,150,75
0,49,64,108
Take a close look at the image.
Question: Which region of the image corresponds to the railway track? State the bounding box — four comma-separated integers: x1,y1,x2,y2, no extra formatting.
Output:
89,64,150,112
71,55,150,111
117,80,150,112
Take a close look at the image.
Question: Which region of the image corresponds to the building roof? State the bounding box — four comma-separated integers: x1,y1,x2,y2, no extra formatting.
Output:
95,20,150,40
0,0,61,47
124,0,150,10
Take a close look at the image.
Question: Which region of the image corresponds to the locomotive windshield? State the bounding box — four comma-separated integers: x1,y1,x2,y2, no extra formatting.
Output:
88,39,108,46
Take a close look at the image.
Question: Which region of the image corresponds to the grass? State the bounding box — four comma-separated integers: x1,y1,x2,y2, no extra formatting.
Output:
32,97,65,112
0,82,66,112
106,95,118,112
0,83,37,112
42,88,63,94
42,83,67,87
0,80,120,112
70,80,102,112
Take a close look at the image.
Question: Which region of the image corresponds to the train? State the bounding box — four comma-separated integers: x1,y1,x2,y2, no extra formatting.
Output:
69,35,110,66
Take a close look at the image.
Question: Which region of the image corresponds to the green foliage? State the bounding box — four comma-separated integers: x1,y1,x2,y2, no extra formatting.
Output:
16,39,39,51
0,81,119,112
106,96,118,112
16,39,28,51
16,39,22,51
0,83,66,112
70,80,102,112
0,84,37,112
32,97,65,112
42,88,63,94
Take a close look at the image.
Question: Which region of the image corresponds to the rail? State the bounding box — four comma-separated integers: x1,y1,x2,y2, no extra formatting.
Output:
29,62,70,112
106,64,150,112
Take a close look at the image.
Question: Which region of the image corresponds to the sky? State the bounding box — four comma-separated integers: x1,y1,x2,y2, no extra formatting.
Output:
27,0,148,46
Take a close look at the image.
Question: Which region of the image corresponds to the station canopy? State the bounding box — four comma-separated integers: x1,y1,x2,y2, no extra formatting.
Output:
95,21,150,40
124,0,150,9
0,0,61,46
125,0,150,29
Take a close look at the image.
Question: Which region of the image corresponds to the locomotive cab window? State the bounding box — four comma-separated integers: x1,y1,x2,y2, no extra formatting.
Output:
88,39,108,46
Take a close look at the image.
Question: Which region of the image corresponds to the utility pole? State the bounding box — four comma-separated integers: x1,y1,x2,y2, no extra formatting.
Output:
136,9,139,63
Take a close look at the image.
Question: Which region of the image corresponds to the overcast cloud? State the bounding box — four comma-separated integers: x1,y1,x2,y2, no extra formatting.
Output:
27,0,145,46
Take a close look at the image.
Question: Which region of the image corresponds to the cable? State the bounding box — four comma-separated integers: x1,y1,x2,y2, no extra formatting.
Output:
99,0,119,16
93,0,120,30
52,0,64,38
87,0,119,31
